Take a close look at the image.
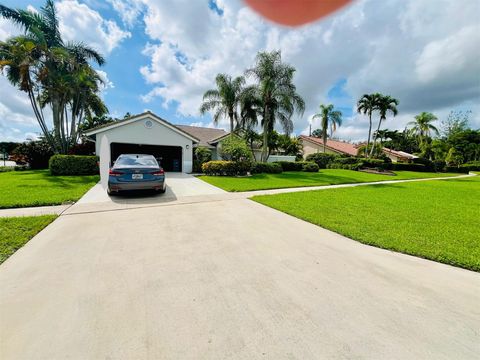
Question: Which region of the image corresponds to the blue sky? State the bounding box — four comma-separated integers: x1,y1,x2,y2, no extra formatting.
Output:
1,0,479,142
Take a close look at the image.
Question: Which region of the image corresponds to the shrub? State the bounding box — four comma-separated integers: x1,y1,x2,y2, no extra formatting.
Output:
274,161,303,171
413,157,434,171
11,140,54,169
357,158,386,169
391,162,427,172
305,153,337,169
220,136,252,162
445,166,470,174
327,156,361,170
49,155,99,176
202,160,250,176
0,166,14,172
250,162,283,174
433,160,446,172
302,161,319,172
193,147,212,173
459,161,480,172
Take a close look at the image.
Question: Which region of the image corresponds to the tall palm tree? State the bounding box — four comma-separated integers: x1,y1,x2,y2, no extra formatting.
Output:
357,93,380,157
0,0,106,153
199,73,245,134
245,50,305,161
370,94,398,157
312,104,342,152
408,112,439,144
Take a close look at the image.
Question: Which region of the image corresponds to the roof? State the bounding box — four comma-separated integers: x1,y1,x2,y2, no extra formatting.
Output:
300,135,359,156
175,125,229,148
84,111,200,143
383,148,417,159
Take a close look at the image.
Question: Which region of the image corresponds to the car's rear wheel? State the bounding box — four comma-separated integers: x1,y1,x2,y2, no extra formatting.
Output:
107,186,115,196
157,184,166,194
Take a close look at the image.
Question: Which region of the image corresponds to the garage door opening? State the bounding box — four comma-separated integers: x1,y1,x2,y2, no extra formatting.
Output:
110,143,182,172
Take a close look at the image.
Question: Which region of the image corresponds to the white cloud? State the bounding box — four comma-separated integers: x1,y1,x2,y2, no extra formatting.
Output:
135,0,480,139
56,0,130,54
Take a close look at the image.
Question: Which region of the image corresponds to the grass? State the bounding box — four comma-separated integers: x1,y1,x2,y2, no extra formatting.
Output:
252,174,480,272
0,170,99,209
0,215,57,264
199,169,460,192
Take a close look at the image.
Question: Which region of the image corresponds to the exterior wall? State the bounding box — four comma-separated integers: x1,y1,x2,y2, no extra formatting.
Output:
384,152,401,163
301,140,340,159
94,116,194,179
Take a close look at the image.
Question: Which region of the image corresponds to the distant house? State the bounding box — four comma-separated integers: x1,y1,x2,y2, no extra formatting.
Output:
299,135,416,162
382,148,418,162
299,135,359,157
176,125,230,160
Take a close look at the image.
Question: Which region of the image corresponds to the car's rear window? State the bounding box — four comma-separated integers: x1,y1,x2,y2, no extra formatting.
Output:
115,156,158,167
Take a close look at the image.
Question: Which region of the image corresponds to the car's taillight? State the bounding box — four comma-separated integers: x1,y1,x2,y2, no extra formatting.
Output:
151,169,165,176
109,169,124,176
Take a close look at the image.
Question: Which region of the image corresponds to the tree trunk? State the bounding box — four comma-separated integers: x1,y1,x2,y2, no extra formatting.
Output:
370,118,383,158
366,112,372,158
228,112,234,134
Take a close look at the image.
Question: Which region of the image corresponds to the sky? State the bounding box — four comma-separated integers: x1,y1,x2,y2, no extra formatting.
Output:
1,0,479,143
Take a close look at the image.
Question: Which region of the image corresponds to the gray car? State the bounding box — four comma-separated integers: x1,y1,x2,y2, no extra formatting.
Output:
107,154,166,195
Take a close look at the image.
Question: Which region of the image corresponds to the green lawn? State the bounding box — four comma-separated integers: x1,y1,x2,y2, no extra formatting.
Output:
0,170,99,208
199,169,460,192
252,175,480,271
0,215,57,264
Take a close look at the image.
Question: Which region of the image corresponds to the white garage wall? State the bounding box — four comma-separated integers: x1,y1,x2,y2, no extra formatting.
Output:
94,115,194,173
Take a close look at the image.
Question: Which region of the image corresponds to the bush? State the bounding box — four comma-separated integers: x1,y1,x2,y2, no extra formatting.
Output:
357,158,387,169
445,166,470,174
413,157,434,171
220,136,252,162
0,166,14,172
11,140,54,169
193,147,212,173
433,160,446,172
305,153,338,168
274,161,303,171
302,161,319,172
250,162,283,174
391,162,427,172
202,160,250,176
459,161,480,172
49,155,99,176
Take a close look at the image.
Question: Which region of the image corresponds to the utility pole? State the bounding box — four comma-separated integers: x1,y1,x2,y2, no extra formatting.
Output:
309,124,312,136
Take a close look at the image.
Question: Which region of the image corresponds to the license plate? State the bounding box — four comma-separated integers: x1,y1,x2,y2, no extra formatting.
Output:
132,173,143,180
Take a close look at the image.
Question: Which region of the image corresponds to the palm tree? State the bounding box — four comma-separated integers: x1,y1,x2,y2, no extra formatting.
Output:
370,95,398,157
357,93,380,157
0,0,106,153
245,50,305,161
312,104,342,152
408,112,439,144
199,73,245,134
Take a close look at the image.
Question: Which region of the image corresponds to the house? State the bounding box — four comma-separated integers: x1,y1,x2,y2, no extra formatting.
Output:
299,135,416,161
382,148,418,162
299,135,359,157
175,125,229,160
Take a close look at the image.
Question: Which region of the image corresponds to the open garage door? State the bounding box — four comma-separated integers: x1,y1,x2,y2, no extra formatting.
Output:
110,143,182,172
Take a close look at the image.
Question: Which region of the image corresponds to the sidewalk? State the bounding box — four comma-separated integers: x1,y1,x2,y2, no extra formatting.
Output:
0,204,71,218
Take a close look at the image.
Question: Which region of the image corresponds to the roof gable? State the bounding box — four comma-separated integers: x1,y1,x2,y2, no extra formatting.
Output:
175,125,228,147
85,112,200,142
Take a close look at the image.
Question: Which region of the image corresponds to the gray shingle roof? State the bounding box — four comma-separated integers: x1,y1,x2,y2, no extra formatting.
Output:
175,125,228,147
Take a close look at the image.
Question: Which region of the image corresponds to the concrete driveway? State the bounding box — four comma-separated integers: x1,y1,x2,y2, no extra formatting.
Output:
1,179,479,359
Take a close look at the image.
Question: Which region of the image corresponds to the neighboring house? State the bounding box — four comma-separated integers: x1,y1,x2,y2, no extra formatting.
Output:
383,148,418,162
299,135,416,162
175,125,229,160
299,135,359,157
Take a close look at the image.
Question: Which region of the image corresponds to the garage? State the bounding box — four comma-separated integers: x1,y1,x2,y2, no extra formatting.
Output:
110,143,183,172
85,112,199,187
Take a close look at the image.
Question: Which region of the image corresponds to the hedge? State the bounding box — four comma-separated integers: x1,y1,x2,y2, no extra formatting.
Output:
391,162,427,172
49,155,99,176
460,161,480,172
202,160,251,176
302,161,319,172
273,161,303,171
305,153,338,169
250,162,283,174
